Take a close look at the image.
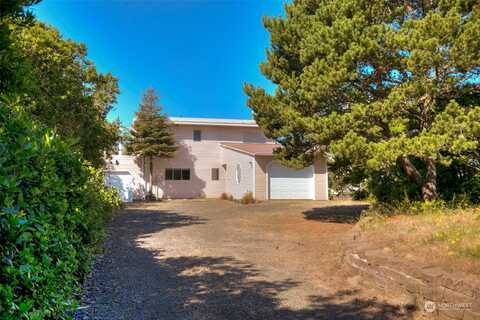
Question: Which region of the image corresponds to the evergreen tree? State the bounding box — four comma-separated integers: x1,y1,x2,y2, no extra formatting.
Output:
245,0,480,202
127,88,177,199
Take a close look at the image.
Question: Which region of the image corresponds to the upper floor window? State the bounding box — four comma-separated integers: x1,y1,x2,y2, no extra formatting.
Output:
165,168,190,181
211,168,219,181
193,130,202,141
242,130,267,143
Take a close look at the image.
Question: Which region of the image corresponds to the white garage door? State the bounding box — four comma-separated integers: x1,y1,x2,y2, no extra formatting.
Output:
268,162,314,199
105,171,134,202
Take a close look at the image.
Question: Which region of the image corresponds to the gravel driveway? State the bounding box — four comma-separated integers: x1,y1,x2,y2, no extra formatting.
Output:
76,200,411,320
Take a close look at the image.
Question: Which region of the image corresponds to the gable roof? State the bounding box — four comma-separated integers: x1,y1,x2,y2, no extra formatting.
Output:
169,117,258,127
220,143,279,156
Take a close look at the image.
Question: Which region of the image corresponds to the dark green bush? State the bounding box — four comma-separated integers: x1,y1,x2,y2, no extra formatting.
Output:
366,168,421,203
437,159,480,205
365,160,480,205
352,188,369,201
0,101,120,319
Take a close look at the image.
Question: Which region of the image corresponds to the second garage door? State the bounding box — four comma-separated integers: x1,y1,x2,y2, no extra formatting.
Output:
268,162,314,199
105,171,135,202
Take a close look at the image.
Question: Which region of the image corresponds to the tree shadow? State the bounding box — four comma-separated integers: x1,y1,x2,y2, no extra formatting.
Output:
76,205,410,320
303,205,370,224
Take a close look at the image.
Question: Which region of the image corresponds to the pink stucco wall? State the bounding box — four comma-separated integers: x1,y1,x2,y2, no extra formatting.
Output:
107,122,328,200
150,124,267,198
222,147,255,199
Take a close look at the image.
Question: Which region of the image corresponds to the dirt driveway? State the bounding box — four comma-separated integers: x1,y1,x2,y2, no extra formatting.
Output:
76,200,412,320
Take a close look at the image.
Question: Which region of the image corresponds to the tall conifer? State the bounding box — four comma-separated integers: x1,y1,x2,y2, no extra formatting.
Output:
245,0,480,201
127,88,177,199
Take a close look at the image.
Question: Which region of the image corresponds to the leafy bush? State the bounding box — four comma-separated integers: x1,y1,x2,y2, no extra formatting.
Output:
354,159,480,205
0,101,120,319
240,192,256,205
437,160,480,205
365,168,421,203
352,188,369,201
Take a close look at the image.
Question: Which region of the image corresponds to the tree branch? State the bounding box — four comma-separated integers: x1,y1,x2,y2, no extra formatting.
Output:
399,156,423,186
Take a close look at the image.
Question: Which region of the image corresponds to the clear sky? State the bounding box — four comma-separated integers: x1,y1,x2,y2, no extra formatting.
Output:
32,0,284,127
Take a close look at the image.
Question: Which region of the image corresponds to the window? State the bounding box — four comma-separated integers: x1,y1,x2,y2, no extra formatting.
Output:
165,168,190,180
211,168,219,181
182,169,190,180
193,130,202,141
165,168,173,180
173,168,182,180
235,164,241,184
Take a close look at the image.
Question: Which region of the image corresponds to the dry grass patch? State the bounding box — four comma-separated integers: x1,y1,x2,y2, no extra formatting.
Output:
219,192,256,204
220,192,234,201
357,206,480,274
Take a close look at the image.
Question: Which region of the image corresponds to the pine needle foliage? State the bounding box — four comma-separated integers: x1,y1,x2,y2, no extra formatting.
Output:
127,88,177,198
245,0,480,202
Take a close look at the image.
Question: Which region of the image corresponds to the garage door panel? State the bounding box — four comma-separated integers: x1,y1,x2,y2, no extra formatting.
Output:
269,163,314,200
106,171,134,202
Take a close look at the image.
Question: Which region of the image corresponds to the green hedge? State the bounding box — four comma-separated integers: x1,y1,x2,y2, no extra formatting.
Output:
0,101,120,319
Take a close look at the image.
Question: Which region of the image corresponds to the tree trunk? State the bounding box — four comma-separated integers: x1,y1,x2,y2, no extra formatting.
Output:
399,156,438,202
399,156,422,186
421,157,437,201
148,155,154,200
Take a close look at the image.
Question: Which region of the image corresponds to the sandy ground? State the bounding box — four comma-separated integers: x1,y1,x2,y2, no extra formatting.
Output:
76,199,413,319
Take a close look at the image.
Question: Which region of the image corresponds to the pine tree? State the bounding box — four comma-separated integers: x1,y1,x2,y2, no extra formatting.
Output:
127,88,177,199
245,0,480,202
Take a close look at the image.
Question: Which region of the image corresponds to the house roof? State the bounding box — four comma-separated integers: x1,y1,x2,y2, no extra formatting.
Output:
169,117,258,127
220,143,279,156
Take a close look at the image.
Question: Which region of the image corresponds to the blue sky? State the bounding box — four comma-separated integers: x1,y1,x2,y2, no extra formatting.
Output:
33,0,284,127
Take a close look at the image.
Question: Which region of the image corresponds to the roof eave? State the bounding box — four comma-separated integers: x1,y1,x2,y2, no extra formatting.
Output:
220,144,256,156
169,117,258,128
219,144,277,157
254,153,275,157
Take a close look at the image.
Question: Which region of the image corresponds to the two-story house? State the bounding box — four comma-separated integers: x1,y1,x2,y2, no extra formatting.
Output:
106,117,328,202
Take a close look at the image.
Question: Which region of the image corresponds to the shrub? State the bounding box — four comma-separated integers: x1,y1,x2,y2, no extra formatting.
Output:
437,160,480,205
220,192,233,201
352,188,369,200
240,192,256,205
0,102,120,319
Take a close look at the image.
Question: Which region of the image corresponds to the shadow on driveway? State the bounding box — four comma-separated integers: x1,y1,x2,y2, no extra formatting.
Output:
76,204,409,320
303,205,370,224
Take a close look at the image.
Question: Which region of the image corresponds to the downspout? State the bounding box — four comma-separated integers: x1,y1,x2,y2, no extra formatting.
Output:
143,156,146,199
252,156,256,199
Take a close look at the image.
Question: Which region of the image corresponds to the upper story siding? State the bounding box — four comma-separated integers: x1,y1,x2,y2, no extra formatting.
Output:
172,124,269,145
169,124,269,179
